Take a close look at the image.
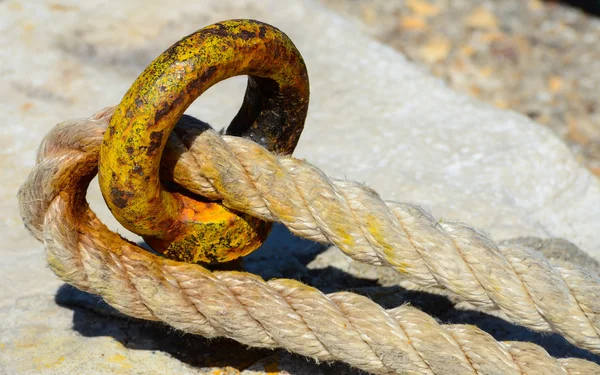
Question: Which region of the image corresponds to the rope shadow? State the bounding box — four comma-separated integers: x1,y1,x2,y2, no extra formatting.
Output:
55,284,273,370
54,223,600,372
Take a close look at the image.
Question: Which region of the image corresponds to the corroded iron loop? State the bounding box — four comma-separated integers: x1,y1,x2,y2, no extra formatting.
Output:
98,19,310,263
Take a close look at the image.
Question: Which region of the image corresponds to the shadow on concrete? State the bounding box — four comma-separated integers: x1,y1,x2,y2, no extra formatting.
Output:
55,285,272,369
551,0,600,16
55,223,600,372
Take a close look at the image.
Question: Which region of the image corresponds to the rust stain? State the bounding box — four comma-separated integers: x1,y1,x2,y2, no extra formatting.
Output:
110,187,133,209
28,354,68,372
20,102,35,112
48,3,78,12
106,354,133,370
146,131,163,156
264,359,281,373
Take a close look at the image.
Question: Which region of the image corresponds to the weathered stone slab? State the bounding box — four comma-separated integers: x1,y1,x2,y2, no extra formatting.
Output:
1,0,599,373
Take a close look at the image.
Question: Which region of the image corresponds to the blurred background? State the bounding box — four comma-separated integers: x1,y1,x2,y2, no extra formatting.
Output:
322,0,600,176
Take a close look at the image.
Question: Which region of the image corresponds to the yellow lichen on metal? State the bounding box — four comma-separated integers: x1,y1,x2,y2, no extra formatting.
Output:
98,19,309,263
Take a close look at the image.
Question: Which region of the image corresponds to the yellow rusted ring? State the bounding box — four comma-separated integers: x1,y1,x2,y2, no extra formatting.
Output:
98,20,309,263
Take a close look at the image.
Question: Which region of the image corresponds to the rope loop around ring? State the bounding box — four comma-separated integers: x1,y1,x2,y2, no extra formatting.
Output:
17,108,600,374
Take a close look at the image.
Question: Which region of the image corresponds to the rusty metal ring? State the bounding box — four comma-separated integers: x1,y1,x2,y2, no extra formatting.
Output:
98,19,309,263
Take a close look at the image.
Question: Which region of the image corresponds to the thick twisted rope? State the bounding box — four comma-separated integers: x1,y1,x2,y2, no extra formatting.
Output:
163,110,600,354
18,108,600,374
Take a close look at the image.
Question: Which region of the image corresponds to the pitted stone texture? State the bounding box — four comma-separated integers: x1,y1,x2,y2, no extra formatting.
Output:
1,0,599,374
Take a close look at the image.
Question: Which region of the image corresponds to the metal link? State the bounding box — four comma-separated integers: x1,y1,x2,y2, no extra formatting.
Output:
98,19,309,263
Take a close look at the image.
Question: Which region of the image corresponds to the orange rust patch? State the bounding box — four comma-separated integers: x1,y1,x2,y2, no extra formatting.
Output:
20,102,35,112
264,359,280,373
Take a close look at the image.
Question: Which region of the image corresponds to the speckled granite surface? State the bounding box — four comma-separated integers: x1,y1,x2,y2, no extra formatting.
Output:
321,0,600,176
